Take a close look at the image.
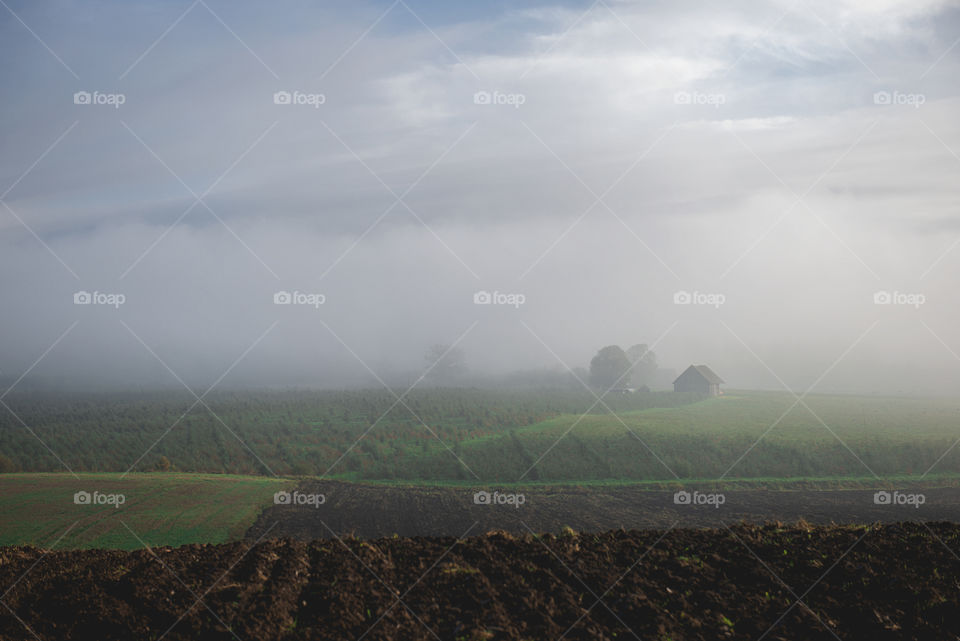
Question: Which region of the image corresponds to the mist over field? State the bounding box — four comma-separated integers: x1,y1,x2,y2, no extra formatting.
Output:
1,0,959,395
7,7,960,640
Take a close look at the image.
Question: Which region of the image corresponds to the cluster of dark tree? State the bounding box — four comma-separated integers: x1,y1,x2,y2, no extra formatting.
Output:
588,344,658,390
420,343,659,392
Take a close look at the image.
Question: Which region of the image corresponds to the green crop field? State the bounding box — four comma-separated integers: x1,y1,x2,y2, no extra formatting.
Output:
0,388,701,478
3,390,960,549
2,389,960,483
447,391,960,481
0,473,293,550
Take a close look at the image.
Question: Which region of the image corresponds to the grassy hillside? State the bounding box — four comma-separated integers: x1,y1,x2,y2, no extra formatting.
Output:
0,473,293,550
449,391,960,481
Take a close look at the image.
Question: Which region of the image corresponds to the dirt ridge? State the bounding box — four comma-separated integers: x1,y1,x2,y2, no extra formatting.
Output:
2,522,960,640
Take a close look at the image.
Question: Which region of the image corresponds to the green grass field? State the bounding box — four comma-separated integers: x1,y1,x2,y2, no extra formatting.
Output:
0,473,293,550
4,389,960,484
446,391,960,481
4,390,960,549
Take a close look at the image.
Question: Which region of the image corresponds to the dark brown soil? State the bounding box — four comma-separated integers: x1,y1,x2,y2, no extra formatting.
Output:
3,522,960,640
246,480,960,540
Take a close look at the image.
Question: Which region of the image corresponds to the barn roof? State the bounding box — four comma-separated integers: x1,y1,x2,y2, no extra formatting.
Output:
673,365,725,385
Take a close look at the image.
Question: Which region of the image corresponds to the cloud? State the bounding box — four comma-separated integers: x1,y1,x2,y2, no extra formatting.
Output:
0,0,959,394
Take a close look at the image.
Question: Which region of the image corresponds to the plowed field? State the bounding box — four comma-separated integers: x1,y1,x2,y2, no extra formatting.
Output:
2,522,959,640
246,480,960,540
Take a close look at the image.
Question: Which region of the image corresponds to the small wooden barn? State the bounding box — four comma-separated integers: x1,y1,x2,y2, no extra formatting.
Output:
673,365,724,396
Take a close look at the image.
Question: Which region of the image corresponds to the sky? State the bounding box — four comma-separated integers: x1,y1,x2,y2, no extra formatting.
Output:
0,0,959,394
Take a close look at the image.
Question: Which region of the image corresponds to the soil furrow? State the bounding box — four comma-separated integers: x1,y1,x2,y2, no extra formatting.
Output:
1,523,959,640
